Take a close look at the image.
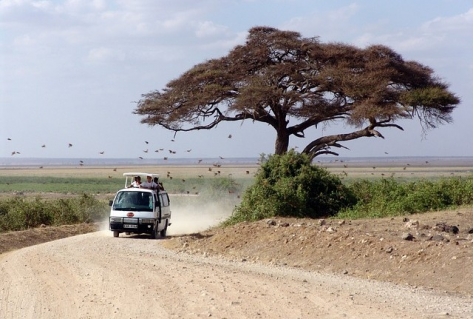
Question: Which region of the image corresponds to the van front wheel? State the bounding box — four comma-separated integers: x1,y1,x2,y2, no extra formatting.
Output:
113,231,119,238
160,220,168,238
151,223,159,239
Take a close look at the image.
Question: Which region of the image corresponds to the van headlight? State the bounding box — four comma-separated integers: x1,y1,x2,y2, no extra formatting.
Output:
140,218,155,224
110,217,123,223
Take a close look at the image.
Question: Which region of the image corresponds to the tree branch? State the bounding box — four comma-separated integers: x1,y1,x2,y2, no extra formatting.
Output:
303,119,404,159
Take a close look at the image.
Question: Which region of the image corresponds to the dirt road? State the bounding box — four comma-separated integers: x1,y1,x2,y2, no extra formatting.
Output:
0,231,471,319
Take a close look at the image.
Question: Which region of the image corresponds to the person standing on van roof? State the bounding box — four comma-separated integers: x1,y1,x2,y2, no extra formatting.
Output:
141,175,158,190
128,176,141,188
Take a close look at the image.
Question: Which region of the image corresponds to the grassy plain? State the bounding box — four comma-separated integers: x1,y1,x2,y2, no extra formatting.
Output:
0,164,258,198
0,160,471,197
0,164,259,178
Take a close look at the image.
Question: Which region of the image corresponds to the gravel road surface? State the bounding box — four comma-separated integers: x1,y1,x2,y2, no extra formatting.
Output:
0,231,471,319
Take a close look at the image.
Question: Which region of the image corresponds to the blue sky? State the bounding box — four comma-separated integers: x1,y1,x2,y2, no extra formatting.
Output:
0,0,472,159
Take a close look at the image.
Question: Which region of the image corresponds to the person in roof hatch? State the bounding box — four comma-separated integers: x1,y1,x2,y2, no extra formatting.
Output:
153,177,164,190
128,176,141,188
140,175,158,190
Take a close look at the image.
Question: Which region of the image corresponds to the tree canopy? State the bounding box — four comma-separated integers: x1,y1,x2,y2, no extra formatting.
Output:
134,26,460,158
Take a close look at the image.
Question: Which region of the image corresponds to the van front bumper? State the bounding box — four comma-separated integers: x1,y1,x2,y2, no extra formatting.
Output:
109,217,156,233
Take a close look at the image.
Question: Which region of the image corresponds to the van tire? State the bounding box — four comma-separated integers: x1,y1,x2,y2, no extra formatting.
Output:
151,223,159,240
160,220,168,238
113,231,119,238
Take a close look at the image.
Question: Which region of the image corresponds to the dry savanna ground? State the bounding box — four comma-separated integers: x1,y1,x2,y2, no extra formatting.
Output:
0,159,472,298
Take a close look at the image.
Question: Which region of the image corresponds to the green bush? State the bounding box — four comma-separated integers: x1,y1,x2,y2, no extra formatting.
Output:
0,194,109,232
337,176,473,219
224,151,357,225
0,197,53,231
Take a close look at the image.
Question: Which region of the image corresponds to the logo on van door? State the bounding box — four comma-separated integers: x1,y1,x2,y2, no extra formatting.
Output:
127,212,134,217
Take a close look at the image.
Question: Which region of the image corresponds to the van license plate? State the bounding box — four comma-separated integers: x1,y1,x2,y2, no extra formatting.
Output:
124,224,137,229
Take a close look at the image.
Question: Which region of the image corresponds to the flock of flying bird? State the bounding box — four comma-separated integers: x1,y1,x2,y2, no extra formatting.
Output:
6,136,428,179
6,135,234,170
5,136,250,198
7,139,106,158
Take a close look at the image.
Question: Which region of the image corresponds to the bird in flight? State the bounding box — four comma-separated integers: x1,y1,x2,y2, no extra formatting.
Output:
228,134,232,138
145,141,149,144
7,138,11,141
41,144,46,148
99,151,104,155
68,143,73,147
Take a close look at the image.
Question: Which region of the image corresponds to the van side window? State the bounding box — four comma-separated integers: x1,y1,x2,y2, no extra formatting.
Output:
160,193,169,207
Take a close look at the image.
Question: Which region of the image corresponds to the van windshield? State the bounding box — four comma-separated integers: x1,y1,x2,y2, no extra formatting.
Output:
113,191,153,212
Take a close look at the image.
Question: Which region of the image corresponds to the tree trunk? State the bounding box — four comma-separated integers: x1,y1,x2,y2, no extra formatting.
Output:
274,129,290,155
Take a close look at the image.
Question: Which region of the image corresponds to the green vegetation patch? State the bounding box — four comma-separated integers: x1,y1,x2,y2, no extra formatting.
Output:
225,151,357,225
0,194,109,232
0,165,471,232
0,176,122,194
222,152,472,226
336,176,473,219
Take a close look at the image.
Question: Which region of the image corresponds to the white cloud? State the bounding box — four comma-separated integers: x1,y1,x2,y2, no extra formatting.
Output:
352,8,472,56
31,0,52,9
195,21,228,38
326,3,359,21
196,30,247,55
422,8,472,33
62,0,107,13
12,33,36,46
0,0,26,10
86,46,118,62
280,3,360,40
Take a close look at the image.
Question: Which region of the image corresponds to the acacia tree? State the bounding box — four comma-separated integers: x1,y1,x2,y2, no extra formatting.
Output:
135,26,459,158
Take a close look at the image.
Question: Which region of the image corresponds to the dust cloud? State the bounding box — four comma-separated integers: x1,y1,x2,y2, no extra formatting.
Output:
101,192,241,237
167,200,235,236
98,219,111,233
